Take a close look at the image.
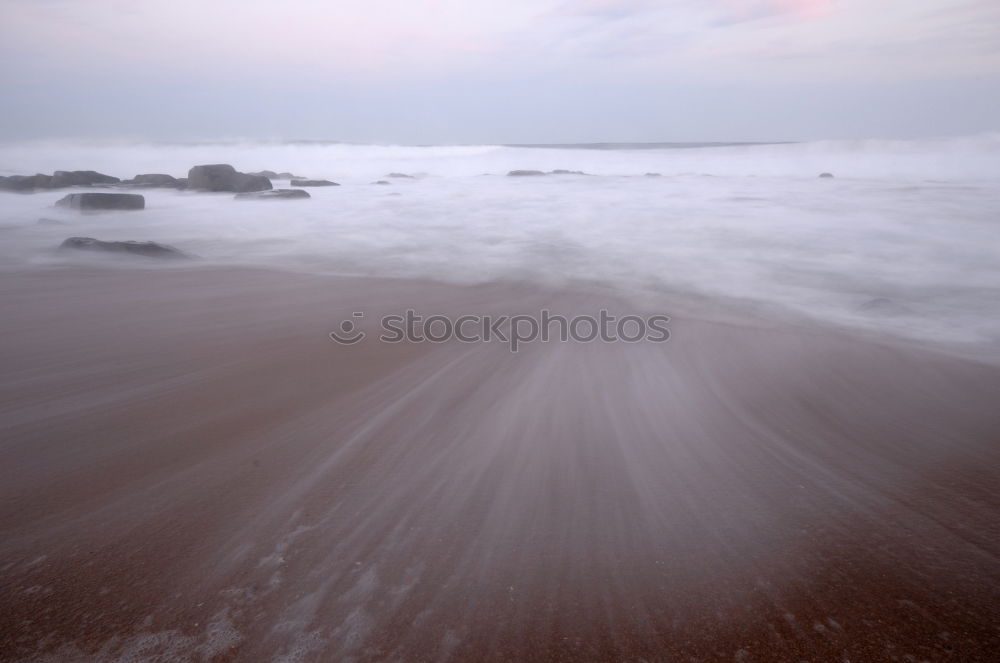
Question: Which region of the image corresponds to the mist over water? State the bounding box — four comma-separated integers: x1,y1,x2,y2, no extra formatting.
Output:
2,135,999,352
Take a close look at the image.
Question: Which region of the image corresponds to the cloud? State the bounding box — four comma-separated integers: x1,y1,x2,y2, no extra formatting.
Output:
0,0,998,140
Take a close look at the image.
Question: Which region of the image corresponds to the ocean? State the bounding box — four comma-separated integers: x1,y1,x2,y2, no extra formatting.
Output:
1,135,999,352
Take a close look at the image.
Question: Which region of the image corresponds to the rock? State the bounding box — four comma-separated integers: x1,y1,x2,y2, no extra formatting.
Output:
0,174,53,191
50,170,120,187
55,193,145,211
386,172,415,179
124,173,179,187
232,173,273,192
188,164,236,190
507,170,546,177
644,172,662,177
550,169,586,175
188,164,272,193
289,179,339,187
373,180,391,185
234,189,311,200
59,237,186,259
819,172,835,178
1,170,120,191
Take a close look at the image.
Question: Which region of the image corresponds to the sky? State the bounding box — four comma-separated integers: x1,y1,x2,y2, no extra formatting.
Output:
0,0,998,143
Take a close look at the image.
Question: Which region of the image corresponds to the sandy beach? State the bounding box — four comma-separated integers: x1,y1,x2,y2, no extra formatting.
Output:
0,266,997,661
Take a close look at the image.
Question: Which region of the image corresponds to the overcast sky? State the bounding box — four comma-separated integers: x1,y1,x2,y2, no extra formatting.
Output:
1,0,998,143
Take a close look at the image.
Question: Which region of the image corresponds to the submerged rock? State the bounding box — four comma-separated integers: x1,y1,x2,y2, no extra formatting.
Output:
819,172,835,178
386,172,415,179
550,169,587,175
234,189,310,200
249,171,304,180
59,237,186,259
507,170,546,177
289,179,339,187
373,180,391,185
55,193,145,211
188,164,272,193
644,172,663,177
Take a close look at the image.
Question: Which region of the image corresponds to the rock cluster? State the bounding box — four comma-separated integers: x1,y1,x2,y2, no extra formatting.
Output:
2,165,346,195
1,170,121,191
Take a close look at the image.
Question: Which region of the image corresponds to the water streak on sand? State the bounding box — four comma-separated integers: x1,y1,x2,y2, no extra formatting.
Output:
1,268,998,661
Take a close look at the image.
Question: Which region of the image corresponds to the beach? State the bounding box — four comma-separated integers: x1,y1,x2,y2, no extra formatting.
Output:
2,265,998,661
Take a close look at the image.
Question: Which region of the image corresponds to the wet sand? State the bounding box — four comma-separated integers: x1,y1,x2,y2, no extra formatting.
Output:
1,266,999,662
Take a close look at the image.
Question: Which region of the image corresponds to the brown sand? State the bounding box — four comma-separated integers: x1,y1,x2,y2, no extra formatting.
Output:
1,266,998,662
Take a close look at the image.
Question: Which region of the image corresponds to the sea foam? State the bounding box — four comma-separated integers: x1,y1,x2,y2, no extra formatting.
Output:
1,135,998,351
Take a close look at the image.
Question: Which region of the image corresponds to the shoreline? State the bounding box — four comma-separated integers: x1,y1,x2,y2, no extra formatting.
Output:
1,266,999,661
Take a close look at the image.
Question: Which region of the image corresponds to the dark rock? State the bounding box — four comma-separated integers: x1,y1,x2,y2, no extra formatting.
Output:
188,164,272,193
289,179,339,187
232,173,273,192
386,172,415,179
59,237,186,259
234,189,311,200
1,174,53,192
373,180,391,185
507,170,546,177
550,169,587,175
1,170,120,191
188,164,235,190
51,170,120,187
819,172,835,178
124,173,179,187
55,193,145,211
